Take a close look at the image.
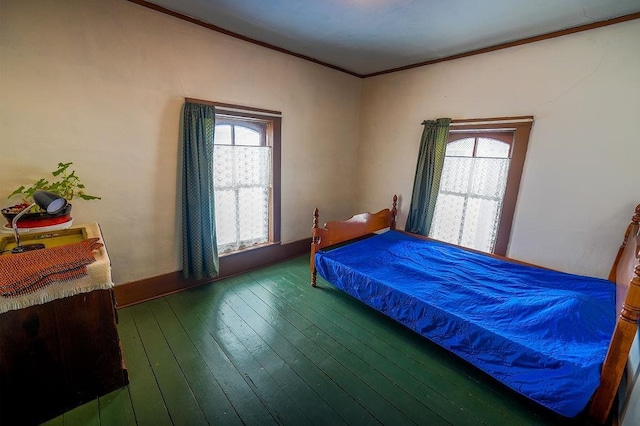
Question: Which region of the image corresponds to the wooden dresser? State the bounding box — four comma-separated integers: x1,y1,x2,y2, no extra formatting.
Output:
0,224,128,425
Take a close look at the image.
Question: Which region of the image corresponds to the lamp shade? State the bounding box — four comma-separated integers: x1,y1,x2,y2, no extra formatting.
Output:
33,190,68,214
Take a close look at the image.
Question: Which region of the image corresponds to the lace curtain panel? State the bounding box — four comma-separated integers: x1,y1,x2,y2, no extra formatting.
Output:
214,145,271,253
429,137,510,253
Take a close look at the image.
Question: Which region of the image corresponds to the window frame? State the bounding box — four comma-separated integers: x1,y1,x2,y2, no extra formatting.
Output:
445,121,532,256
214,107,282,254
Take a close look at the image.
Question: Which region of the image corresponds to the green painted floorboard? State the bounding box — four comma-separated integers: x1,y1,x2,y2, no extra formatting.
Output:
253,265,548,425
42,255,588,425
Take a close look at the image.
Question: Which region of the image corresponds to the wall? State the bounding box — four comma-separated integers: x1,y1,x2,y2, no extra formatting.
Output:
357,19,640,424
357,19,640,279
0,0,362,284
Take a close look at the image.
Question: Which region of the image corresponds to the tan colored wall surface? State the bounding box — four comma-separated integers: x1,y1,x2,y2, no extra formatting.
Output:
0,0,362,284
357,19,640,279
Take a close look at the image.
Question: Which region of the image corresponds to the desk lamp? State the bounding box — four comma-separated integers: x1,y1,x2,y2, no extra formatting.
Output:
12,190,68,254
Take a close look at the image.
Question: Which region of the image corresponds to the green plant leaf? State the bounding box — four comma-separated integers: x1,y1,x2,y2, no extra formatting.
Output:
8,186,26,198
7,162,100,204
77,194,101,200
52,162,71,176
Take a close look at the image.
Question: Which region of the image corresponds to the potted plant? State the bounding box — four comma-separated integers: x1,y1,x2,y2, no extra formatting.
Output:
2,162,101,229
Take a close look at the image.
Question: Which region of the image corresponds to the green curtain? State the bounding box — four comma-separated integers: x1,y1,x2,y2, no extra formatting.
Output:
181,102,219,279
405,118,451,236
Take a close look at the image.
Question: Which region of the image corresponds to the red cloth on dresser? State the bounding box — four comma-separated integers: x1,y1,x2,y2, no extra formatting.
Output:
0,238,102,297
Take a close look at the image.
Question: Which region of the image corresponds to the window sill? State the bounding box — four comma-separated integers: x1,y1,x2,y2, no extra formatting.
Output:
219,241,281,258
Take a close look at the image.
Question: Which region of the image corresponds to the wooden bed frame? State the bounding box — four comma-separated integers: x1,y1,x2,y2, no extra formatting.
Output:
310,195,640,424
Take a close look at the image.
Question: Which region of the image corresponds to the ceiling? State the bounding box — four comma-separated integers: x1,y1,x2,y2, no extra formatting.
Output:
142,0,640,76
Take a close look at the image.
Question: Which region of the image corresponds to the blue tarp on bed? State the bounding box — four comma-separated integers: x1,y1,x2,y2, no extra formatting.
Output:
315,231,616,417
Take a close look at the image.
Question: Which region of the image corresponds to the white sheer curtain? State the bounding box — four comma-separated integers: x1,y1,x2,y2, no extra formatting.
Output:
429,137,510,253
214,125,271,254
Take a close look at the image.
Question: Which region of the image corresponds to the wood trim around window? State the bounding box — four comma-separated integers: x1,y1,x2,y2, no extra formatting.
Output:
448,121,533,256
214,105,282,249
270,116,282,244
186,98,282,117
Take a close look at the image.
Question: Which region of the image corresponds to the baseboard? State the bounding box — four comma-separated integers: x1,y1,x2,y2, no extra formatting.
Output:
113,238,311,308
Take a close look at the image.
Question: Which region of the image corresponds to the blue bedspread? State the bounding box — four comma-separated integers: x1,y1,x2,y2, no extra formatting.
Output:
315,231,616,417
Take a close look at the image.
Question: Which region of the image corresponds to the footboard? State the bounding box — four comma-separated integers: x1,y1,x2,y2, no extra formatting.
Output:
310,195,397,286
589,204,640,424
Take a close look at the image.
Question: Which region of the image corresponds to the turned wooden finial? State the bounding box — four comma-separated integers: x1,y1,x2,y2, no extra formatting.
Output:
311,208,321,249
311,208,320,287
635,206,640,260
311,208,321,247
633,204,640,224
617,204,640,254
620,268,640,323
391,195,398,230
312,208,320,243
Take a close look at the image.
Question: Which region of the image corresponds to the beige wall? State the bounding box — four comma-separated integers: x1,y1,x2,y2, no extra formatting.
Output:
0,0,362,284
357,19,640,279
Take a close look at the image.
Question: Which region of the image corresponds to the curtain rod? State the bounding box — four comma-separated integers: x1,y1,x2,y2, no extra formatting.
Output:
185,98,282,117
450,115,533,126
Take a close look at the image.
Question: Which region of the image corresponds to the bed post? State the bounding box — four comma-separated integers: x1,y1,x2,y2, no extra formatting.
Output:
391,195,398,230
311,208,320,287
608,205,640,283
588,206,640,424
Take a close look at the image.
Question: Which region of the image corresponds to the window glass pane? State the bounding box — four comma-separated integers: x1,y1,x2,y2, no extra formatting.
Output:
234,146,271,186
432,137,511,253
439,157,472,194
430,126,530,255
215,125,232,145
214,145,270,252
460,197,501,252
446,138,474,157
429,194,464,244
469,158,510,198
214,189,237,249
476,138,509,158
213,115,273,254
235,126,261,146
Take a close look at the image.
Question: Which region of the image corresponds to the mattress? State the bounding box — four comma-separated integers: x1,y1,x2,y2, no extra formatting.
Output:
314,230,616,417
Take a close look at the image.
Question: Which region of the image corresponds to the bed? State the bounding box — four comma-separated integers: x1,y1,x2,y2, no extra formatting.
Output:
310,196,640,424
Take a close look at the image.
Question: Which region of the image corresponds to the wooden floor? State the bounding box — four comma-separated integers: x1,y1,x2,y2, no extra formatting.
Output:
43,256,585,425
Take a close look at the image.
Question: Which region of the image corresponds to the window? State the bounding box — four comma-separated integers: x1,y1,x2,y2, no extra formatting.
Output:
213,109,281,254
429,120,532,255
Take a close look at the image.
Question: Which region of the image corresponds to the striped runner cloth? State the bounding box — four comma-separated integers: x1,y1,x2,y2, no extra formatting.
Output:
0,238,102,297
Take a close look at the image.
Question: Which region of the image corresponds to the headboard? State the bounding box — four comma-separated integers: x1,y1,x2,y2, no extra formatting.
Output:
310,195,397,286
